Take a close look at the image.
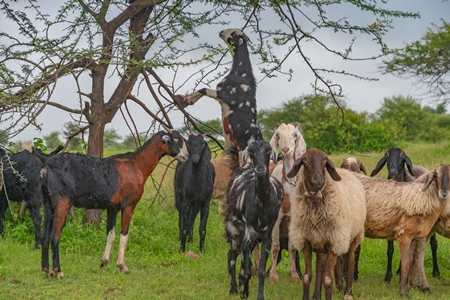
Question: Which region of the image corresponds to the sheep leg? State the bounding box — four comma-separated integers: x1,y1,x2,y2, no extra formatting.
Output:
51,196,71,279
116,205,135,273
198,203,210,253
409,238,430,292
228,248,238,295
430,234,440,278
334,255,344,291
313,251,325,300
384,240,395,283
344,240,359,300
398,237,413,297
323,250,338,300
289,239,301,282
239,245,252,299
101,208,119,268
269,212,283,283
301,242,313,300
353,244,361,281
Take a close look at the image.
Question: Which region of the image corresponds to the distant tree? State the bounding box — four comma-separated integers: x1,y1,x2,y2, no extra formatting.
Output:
103,128,121,148
121,133,150,149
381,20,450,104
43,131,63,150
177,118,223,140
62,122,88,151
375,95,429,141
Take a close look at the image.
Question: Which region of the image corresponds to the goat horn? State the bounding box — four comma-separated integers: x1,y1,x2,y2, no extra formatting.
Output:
162,124,173,133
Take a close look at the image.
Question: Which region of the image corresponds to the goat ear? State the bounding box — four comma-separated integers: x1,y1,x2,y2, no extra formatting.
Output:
360,163,368,175
370,156,387,177
287,158,303,178
269,132,279,150
326,159,341,181
422,170,437,191
271,146,278,163
405,156,415,177
294,133,306,160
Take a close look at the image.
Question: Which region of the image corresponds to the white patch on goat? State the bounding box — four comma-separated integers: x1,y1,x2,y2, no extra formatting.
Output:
221,103,233,118
240,84,250,92
230,87,236,94
245,101,250,106
239,103,244,108
239,61,243,66
251,108,255,113
245,130,249,134
239,38,243,45
244,226,257,243
236,191,246,212
101,227,116,264
242,73,247,77
231,100,236,105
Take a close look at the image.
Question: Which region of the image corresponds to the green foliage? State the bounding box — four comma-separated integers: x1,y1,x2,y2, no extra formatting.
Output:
103,128,121,148
382,20,450,103
176,118,223,140
62,121,87,151
43,131,63,150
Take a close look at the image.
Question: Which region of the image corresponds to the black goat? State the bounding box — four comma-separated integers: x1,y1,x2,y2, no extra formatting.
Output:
174,134,215,253
0,144,63,249
28,128,188,278
176,28,263,151
221,140,283,300
370,147,438,282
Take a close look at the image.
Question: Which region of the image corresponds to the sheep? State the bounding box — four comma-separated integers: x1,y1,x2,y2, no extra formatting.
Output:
287,148,366,300
352,164,450,297
267,122,306,283
176,28,263,151
370,147,437,282
174,134,215,253
0,144,63,249
221,140,283,300
28,127,188,278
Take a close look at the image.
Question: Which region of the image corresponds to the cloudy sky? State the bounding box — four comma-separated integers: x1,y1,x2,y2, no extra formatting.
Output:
9,0,450,142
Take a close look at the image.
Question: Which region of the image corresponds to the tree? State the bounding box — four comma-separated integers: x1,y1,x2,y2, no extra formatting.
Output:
62,122,87,151
104,128,121,148
0,0,418,225
381,20,450,104
43,131,63,150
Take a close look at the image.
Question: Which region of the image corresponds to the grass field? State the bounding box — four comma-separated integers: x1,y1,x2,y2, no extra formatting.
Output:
1,142,450,299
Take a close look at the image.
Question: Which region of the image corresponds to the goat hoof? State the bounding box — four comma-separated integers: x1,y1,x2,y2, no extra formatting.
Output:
174,95,189,108
344,294,354,300
422,287,431,293
117,263,129,274
290,271,301,283
269,273,279,283
432,272,441,278
42,268,51,278
100,259,109,268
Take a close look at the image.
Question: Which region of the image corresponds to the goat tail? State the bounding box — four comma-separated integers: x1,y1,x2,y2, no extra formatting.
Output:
23,140,48,167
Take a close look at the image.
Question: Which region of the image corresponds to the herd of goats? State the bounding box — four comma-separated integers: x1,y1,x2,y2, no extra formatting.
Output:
1,28,449,300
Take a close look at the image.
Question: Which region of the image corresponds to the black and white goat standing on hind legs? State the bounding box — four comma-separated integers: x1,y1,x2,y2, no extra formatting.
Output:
27,127,188,279
221,140,283,300
176,28,263,152
174,134,215,253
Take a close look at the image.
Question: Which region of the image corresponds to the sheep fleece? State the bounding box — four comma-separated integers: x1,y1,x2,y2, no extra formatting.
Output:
289,168,366,256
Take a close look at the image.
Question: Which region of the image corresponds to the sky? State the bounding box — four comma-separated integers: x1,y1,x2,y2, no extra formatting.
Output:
5,0,450,143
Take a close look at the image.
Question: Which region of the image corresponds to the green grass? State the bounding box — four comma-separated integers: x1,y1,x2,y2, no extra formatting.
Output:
2,142,450,299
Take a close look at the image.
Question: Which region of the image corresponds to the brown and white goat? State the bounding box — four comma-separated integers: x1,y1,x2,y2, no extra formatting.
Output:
29,128,188,278
287,149,366,300
268,122,306,283
353,164,450,297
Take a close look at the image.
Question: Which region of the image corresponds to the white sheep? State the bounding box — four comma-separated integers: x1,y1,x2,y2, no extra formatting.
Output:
353,164,450,297
268,122,306,283
287,148,366,300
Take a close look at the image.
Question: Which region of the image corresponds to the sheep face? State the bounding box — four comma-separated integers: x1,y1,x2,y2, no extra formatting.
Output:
242,140,277,176
423,164,450,200
185,134,210,164
371,148,414,178
287,148,341,194
340,157,367,175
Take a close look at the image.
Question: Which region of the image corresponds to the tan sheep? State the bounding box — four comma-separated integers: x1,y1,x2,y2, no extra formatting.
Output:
287,149,366,300
353,164,450,297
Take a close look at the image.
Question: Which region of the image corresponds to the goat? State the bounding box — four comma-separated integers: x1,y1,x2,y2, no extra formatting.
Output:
174,134,215,253
221,140,283,300
27,128,188,278
211,145,241,202
287,149,366,300
353,164,449,297
176,28,263,151
0,144,63,249
370,147,437,283
267,122,306,283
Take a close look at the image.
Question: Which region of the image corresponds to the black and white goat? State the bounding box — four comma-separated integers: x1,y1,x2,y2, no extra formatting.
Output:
0,144,63,249
370,147,437,282
28,128,188,278
177,28,263,151
221,140,283,300
174,134,215,253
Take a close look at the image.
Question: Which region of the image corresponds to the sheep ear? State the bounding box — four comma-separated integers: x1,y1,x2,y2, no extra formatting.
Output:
360,163,367,175
271,146,278,163
287,158,303,178
405,156,415,177
370,156,387,177
422,170,437,191
326,159,341,181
